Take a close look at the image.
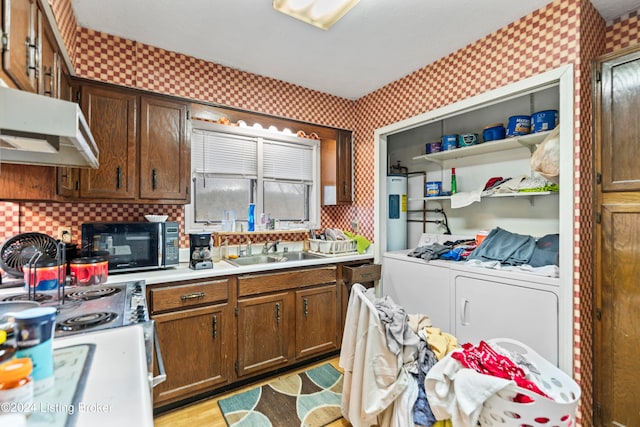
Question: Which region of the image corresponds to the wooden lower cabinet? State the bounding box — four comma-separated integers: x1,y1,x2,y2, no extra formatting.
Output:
149,262,367,409
236,266,338,378
153,304,230,405
295,284,338,359
149,278,232,407
236,291,292,377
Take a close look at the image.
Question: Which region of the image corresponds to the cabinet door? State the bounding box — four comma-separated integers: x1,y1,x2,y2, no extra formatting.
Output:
38,9,57,97
336,130,353,204
2,0,38,92
140,96,190,201
599,49,640,192
454,274,558,365
236,292,291,377
79,85,138,199
595,203,640,426
153,304,230,406
295,284,338,359
321,130,353,205
382,256,452,333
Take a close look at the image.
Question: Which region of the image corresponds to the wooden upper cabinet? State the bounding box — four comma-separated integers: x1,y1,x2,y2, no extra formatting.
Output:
598,48,640,192
140,96,190,201
38,8,58,98
2,0,38,92
79,84,138,199
337,130,353,204
321,129,353,205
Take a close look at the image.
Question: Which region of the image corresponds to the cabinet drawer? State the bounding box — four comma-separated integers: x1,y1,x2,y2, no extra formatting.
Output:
150,279,229,313
238,266,336,297
343,263,381,285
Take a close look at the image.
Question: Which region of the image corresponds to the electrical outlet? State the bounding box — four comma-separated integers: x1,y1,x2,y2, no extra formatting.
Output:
58,227,72,243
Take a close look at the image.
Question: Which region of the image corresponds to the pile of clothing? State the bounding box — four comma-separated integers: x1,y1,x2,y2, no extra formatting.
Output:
406,228,560,275
340,284,459,427
425,340,575,427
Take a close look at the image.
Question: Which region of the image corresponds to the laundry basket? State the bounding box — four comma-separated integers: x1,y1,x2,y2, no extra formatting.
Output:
477,338,581,427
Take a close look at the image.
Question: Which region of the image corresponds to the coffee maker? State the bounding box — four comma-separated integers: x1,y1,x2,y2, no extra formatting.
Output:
189,233,214,270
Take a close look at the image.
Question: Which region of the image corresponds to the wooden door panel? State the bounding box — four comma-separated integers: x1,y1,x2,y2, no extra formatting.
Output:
600,50,640,192
140,96,189,201
336,130,352,204
295,284,338,359
236,292,290,377
153,304,229,405
596,203,640,427
3,0,37,92
79,85,137,199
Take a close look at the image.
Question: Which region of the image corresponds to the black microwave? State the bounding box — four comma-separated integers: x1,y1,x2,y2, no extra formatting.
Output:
81,222,180,273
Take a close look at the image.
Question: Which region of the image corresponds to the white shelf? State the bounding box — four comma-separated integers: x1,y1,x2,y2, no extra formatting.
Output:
412,130,553,164
409,191,557,203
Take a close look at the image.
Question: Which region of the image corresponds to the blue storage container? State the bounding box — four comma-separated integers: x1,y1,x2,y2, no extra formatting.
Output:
531,110,558,133
506,115,531,136
482,124,506,142
441,134,458,151
425,181,442,197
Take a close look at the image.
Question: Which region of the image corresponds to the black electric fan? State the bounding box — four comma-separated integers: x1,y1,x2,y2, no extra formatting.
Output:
0,232,59,277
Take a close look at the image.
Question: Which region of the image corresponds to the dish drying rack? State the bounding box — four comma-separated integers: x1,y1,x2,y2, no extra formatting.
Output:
308,238,357,256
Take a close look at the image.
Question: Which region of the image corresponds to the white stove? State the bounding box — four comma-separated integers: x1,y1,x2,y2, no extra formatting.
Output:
1,281,149,337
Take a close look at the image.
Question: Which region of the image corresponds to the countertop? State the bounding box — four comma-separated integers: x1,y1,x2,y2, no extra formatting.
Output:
23,325,153,427
104,251,374,286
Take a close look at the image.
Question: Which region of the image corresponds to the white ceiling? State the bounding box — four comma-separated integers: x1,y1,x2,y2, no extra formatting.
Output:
71,0,640,100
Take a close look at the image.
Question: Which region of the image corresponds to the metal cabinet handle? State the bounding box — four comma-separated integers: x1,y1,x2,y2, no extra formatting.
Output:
461,299,470,326
303,297,308,318
116,166,122,189
43,66,53,96
275,302,280,324
25,38,38,79
180,292,205,301
212,314,217,338
152,168,157,190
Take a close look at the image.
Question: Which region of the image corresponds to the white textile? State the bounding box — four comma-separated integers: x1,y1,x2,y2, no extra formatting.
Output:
339,284,409,427
425,351,516,427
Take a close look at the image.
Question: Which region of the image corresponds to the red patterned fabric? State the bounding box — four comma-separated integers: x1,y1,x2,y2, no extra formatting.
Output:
451,341,549,403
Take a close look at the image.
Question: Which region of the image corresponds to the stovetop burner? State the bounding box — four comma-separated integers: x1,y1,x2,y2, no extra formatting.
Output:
2,293,53,303
56,312,119,332
2,280,148,337
65,287,122,301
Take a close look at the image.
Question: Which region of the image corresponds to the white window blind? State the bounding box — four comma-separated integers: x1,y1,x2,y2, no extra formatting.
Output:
263,139,313,182
192,129,257,177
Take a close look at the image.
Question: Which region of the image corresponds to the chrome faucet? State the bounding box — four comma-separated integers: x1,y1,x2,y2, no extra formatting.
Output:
262,239,280,254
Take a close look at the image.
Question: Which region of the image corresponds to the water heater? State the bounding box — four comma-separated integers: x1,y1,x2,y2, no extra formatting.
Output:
387,174,408,251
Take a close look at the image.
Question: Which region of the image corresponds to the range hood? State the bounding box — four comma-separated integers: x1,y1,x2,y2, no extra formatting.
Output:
0,87,99,169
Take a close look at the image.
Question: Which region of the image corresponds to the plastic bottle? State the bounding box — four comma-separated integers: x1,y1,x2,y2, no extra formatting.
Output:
0,358,34,415
451,168,457,194
247,203,255,232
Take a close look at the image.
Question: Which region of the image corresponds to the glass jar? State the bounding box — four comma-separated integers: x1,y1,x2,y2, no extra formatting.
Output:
0,358,34,414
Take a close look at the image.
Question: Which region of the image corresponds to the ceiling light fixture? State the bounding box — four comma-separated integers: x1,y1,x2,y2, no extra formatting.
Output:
273,0,360,30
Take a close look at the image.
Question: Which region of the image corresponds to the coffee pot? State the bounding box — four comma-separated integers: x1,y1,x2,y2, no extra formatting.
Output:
189,233,214,270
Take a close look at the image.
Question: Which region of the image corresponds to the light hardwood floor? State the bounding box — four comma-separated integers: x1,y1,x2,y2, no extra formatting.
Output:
153,356,351,427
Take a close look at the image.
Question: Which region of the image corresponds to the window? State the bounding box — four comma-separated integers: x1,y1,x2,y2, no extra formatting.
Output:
185,124,320,233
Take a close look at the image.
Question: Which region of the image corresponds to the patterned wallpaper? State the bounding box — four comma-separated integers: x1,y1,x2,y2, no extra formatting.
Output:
3,3,640,425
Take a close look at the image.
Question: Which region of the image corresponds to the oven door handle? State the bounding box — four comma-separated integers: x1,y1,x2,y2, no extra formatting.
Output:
151,326,167,388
